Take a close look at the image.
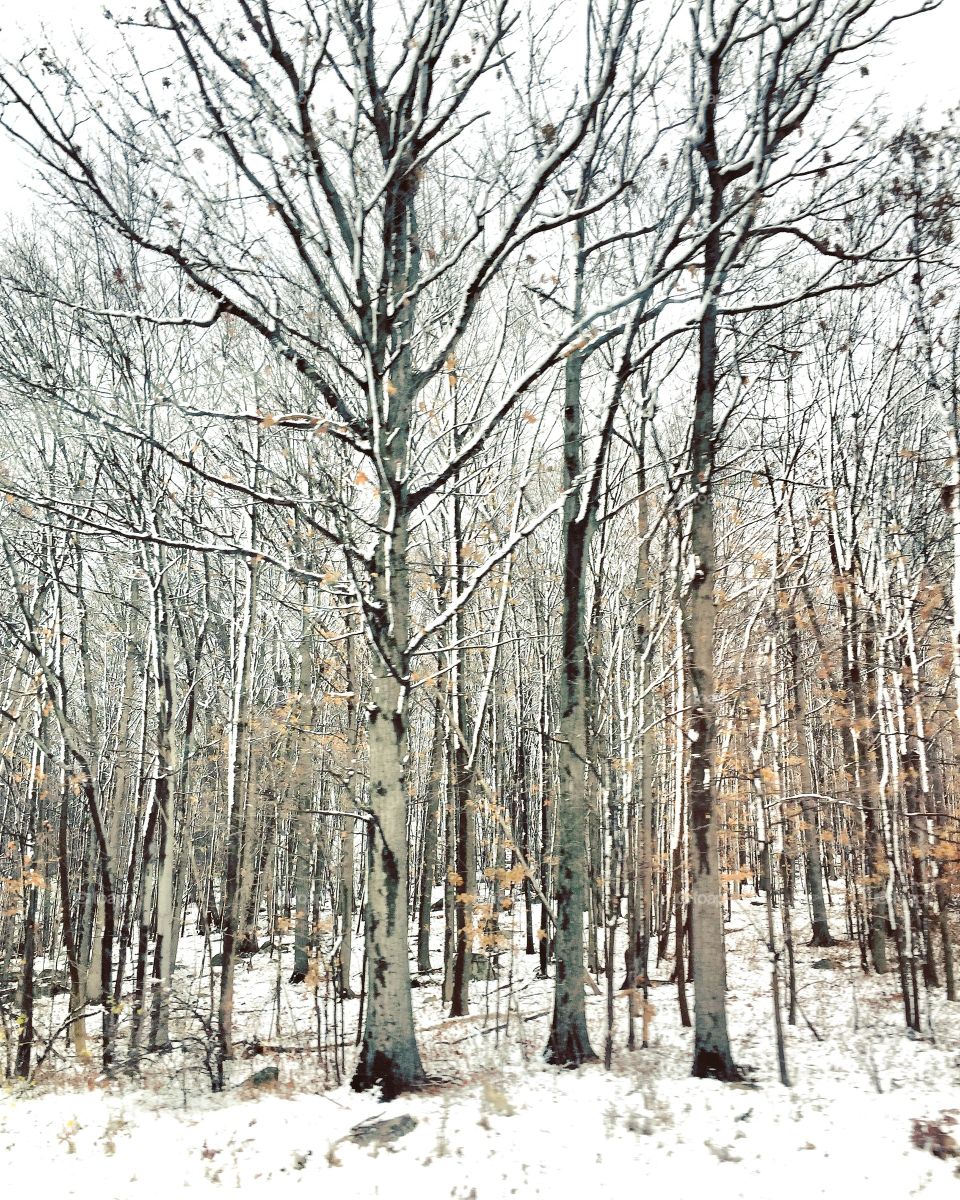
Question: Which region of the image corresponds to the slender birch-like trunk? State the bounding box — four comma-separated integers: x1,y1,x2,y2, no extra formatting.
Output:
217,546,258,1079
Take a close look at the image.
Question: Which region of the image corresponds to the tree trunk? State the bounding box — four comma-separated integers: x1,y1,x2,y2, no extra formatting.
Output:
14,877,37,1078
546,227,597,1065
417,693,444,974
785,593,834,947
352,354,425,1093
682,146,738,1079
217,551,258,1082
352,663,425,1095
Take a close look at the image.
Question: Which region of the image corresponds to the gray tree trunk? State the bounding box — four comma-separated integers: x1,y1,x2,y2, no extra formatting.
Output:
546,221,597,1065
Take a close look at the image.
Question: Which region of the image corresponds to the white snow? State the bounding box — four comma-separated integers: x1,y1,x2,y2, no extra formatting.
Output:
1,896,958,1198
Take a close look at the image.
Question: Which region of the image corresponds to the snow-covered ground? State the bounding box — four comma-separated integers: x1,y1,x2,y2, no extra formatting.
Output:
2,897,959,1198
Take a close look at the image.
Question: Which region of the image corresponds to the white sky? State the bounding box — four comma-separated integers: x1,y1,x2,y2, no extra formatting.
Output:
0,0,955,221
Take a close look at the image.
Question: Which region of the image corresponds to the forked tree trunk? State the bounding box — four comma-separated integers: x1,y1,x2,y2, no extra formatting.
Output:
352,356,425,1095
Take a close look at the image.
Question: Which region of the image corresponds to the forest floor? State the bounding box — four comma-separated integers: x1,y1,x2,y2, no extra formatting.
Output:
2,895,959,1198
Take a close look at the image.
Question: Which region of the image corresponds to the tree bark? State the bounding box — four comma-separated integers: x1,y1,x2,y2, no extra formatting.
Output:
546,220,597,1065
785,591,834,947
416,693,444,974
682,115,738,1078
